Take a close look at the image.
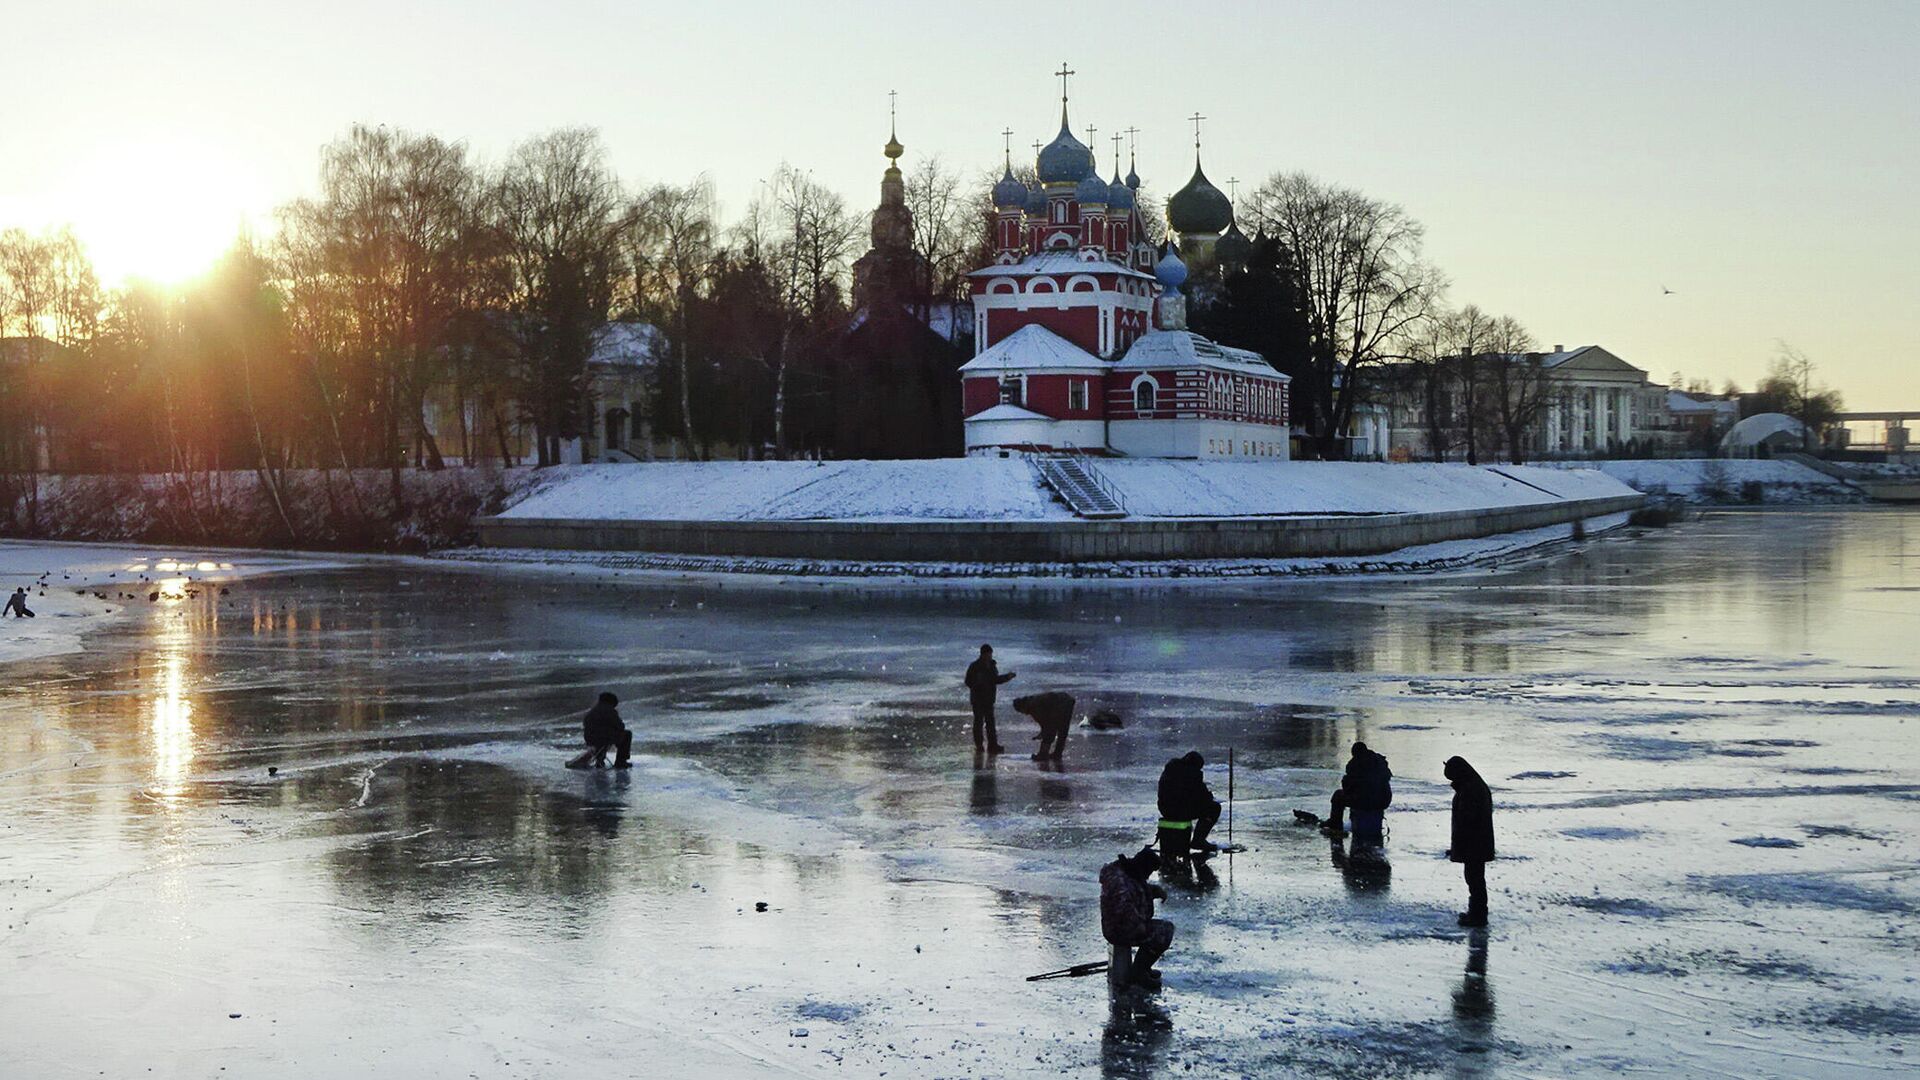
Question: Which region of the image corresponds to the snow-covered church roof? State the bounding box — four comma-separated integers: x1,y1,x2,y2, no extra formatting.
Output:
957,324,1107,375
590,322,664,368
966,403,1052,423
968,251,1157,281
1115,330,1284,378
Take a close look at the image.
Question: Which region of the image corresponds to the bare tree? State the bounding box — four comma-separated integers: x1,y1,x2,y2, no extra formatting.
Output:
903,156,973,316
753,165,858,457
627,179,717,456
1245,173,1441,457
1760,341,1843,450
492,127,624,466
1438,305,1501,464
1483,315,1547,462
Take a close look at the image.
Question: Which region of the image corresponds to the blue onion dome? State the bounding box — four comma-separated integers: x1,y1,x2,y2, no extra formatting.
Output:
1216,220,1252,266
1125,163,1141,190
1075,168,1110,206
1106,171,1134,210
1024,184,1048,215
1037,122,1095,184
992,166,1028,210
1166,159,1234,236
1153,242,1188,293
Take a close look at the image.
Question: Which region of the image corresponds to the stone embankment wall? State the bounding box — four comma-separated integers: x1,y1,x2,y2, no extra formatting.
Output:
478,494,1644,563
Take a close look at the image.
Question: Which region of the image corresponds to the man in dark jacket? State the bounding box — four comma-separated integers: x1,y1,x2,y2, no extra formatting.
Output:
581,691,632,768
1444,756,1496,926
963,644,1016,753
1324,742,1393,847
1099,845,1172,989
4,587,33,618
1012,690,1074,760
1157,752,1222,853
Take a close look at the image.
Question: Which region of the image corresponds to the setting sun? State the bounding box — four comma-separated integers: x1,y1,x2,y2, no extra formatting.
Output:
58,136,266,287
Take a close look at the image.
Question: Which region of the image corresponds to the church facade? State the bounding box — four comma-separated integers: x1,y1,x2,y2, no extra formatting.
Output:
960,84,1290,460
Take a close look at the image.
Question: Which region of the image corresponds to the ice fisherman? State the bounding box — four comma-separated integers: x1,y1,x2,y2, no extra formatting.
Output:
4,587,34,619
1099,845,1173,990
1012,690,1074,760
580,691,633,769
1323,742,1392,847
963,644,1016,753
1444,756,1496,927
1156,752,1222,854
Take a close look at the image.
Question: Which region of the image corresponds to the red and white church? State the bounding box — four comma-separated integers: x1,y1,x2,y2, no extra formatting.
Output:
960,90,1290,460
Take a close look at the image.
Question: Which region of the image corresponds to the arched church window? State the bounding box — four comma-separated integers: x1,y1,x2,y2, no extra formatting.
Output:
1134,378,1157,414
999,377,1024,408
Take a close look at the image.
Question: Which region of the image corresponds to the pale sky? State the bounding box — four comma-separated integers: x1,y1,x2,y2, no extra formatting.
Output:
2,1,1913,405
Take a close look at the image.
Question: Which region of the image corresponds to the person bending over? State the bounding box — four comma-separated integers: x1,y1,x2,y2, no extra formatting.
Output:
582,691,632,769
4,588,34,618
1157,752,1222,853
1012,690,1074,760
1099,845,1172,990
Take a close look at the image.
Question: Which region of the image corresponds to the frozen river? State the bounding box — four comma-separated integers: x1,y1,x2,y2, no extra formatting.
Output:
3,509,1917,1078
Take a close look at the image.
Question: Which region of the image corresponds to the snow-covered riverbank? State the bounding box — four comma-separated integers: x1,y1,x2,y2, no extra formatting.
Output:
1537,458,1866,504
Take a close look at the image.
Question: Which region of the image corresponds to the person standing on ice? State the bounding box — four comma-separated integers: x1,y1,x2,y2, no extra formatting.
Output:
1100,845,1173,990
581,691,633,768
1444,756,1496,927
1322,742,1392,847
963,644,1016,753
4,587,33,618
1012,690,1074,760
1157,752,1222,853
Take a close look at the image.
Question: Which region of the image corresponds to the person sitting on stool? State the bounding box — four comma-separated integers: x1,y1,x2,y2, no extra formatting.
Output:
1323,741,1392,847
581,691,632,769
1099,845,1172,990
1157,752,1222,855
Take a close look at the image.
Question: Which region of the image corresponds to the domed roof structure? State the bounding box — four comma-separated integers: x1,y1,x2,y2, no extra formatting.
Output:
1215,220,1252,267
1037,120,1095,184
1125,162,1141,191
1106,172,1134,210
992,166,1028,210
1153,243,1188,293
1167,158,1234,236
1720,412,1809,454
1024,184,1048,216
1075,168,1110,206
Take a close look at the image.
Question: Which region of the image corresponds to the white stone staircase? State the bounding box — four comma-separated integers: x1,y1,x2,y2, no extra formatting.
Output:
1035,455,1128,519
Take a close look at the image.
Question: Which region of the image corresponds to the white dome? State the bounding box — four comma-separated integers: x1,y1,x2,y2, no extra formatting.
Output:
1720,412,1808,452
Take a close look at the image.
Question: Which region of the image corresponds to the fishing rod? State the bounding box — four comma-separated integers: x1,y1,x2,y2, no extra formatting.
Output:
1026,960,1109,982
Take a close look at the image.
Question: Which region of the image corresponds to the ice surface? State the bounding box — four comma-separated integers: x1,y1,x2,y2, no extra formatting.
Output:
0,540,343,666
2,509,1917,1077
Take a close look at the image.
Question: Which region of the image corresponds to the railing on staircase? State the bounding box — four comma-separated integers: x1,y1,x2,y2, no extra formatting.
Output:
1034,452,1128,519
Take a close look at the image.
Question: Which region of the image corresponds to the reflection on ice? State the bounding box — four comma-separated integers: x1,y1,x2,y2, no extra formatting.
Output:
1,509,1917,1078
146,606,195,799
